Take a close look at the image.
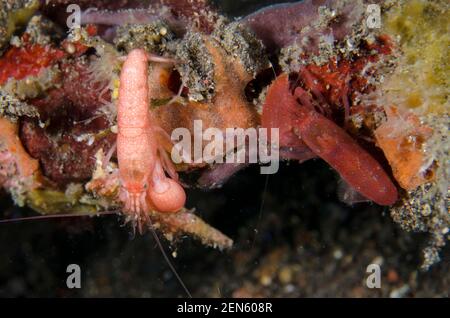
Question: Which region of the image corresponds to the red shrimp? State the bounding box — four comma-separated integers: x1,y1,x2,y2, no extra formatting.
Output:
293,89,398,206
117,49,186,231
262,74,398,206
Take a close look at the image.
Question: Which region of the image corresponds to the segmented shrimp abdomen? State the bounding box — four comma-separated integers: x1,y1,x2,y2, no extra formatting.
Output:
118,49,151,129
117,128,157,187
117,48,157,191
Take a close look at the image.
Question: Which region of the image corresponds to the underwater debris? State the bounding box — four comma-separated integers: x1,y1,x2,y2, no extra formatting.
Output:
114,21,175,55
21,14,64,46
0,0,39,54
150,208,233,250
175,30,216,102
212,21,269,78
0,90,40,121
174,18,268,102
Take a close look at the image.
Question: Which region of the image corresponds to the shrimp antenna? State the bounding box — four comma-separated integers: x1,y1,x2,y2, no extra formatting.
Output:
0,211,119,224
147,218,192,298
269,61,277,79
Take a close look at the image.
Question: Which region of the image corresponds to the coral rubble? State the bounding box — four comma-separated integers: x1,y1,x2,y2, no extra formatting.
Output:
0,0,448,266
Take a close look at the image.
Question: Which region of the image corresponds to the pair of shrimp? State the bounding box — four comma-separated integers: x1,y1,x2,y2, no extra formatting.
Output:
117,49,186,233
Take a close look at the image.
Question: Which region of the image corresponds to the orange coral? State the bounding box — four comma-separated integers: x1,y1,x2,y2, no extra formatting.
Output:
375,106,434,191
0,117,39,179
152,36,259,139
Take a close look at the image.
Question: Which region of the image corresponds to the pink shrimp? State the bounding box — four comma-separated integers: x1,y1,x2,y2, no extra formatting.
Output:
117,49,186,232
